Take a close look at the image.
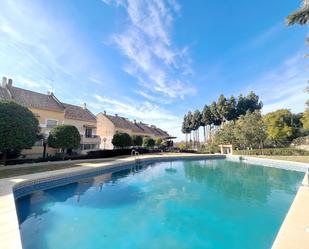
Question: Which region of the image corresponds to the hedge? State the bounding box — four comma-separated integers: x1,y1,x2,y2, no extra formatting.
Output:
233,147,309,156
3,148,155,166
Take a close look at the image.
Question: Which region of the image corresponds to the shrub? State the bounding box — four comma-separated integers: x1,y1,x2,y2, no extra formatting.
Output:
143,137,155,148
233,147,309,156
131,135,143,147
0,101,39,165
112,133,132,148
48,125,81,159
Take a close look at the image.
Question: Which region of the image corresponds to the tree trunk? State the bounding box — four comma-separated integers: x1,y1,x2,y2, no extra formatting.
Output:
203,126,206,144
43,142,47,159
62,148,65,160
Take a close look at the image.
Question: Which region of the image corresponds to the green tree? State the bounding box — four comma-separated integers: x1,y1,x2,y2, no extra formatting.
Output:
263,109,296,146
155,138,164,147
301,100,309,129
48,125,81,159
181,114,190,147
186,111,194,146
131,135,143,147
213,121,238,146
209,101,222,126
111,132,132,149
236,92,262,117
143,137,155,148
286,0,309,25
0,101,39,164
236,111,267,149
192,110,202,148
202,105,214,142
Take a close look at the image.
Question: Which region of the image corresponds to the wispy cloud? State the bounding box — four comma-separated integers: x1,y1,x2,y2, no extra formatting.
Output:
102,0,195,100
91,94,182,136
0,0,114,98
245,52,308,113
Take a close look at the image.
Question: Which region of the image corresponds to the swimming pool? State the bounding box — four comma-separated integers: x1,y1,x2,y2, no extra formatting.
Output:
15,158,304,249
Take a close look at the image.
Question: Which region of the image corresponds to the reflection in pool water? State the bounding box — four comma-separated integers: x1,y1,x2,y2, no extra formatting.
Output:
16,159,304,249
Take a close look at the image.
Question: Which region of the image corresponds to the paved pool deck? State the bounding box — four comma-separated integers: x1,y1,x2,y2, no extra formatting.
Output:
0,153,308,249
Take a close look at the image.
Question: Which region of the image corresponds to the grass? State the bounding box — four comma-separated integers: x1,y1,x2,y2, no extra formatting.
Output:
0,163,81,179
0,156,129,179
253,155,309,164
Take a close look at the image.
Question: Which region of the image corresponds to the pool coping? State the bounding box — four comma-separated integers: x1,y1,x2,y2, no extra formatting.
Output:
0,153,308,249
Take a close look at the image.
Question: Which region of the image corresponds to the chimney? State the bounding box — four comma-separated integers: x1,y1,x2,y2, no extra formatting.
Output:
47,91,53,96
103,110,106,115
134,119,136,123
115,114,118,117
82,103,87,109
7,78,12,86
2,77,7,87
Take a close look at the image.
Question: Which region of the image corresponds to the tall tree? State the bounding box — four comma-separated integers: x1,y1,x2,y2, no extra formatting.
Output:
187,111,194,147
0,101,39,165
210,101,222,126
192,110,202,148
286,0,309,25
202,105,214,142
236,92,262,117
181,114,189,147
217,94,229,122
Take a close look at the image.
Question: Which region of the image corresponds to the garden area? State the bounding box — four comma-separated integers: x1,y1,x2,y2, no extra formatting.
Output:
180,89,309,163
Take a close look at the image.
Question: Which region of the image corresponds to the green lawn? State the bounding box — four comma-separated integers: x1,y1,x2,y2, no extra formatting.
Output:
0,163,80,179
254,155,309,164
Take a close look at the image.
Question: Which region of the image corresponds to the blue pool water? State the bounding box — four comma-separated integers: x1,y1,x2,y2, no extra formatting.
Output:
16,159,304,249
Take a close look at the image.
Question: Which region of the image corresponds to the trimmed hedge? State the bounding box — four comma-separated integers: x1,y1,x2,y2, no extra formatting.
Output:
3,148,154,166
234,147,309,156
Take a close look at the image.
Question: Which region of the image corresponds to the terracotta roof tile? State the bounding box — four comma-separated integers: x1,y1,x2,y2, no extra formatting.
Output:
63,103,96,122
8,86,64,112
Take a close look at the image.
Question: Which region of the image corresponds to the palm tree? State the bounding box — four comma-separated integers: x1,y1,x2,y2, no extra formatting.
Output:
286,0,309,25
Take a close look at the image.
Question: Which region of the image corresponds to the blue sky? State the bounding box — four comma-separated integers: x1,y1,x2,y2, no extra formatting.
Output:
0,0,308,140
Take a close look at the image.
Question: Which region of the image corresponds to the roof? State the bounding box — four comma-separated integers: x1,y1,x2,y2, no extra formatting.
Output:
63,103,96,122
105,115,137,130
105,114,169,137
7,86,65,112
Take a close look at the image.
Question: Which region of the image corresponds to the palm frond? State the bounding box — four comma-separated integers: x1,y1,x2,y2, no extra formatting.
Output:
286,6,309,25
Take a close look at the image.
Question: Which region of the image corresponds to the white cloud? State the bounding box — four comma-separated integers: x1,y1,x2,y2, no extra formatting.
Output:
245,52,308,114
102,0,195,100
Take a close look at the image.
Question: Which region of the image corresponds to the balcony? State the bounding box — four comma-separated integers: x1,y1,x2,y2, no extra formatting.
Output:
80,135,101,144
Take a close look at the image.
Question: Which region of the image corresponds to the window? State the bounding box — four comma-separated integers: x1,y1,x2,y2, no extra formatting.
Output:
46,119,58,128
85,128,93,138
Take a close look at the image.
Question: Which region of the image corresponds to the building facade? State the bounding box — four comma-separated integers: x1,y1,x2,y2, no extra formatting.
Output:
96,112,169,149
0,77,100,157
0,76,170,156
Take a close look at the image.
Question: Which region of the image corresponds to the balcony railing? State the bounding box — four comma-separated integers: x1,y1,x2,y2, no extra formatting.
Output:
83,135,99,138
80,135,100,144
